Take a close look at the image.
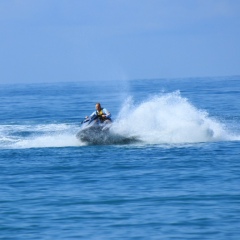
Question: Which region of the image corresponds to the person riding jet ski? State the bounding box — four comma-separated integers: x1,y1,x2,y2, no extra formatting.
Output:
77,103,138,144
85,103,112,125
77,103,112,143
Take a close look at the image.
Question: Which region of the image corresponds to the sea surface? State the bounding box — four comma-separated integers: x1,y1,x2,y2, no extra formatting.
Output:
1,77,240,239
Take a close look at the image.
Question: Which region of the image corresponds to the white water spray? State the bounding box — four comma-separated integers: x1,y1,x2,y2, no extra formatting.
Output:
111,92,237,144
0,124,84,149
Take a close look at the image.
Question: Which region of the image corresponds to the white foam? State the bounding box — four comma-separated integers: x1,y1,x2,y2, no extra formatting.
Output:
14,133,83,149
0,123,85,149
111,92,239,144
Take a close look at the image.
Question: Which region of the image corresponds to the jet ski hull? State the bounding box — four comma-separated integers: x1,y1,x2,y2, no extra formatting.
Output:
76,124,138,145
76,125,111,144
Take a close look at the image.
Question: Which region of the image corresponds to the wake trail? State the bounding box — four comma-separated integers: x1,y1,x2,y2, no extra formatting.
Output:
0,123,84,149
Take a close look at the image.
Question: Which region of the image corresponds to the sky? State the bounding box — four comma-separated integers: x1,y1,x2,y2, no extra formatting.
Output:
0,0,240,84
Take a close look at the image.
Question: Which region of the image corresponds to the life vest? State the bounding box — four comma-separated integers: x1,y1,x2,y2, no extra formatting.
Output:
96,108,105,121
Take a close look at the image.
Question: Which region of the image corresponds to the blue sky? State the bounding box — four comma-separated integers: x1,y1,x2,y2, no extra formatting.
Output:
0,0,240,84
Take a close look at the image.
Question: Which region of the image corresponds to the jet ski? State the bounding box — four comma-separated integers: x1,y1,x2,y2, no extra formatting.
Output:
76,115,139,145
76,115,112,144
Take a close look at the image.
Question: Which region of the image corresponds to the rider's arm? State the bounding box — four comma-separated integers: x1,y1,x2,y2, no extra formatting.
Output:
102,108,111,118
89,111,97,119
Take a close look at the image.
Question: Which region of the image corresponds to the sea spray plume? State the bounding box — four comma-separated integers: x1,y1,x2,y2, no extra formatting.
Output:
112,92,229,144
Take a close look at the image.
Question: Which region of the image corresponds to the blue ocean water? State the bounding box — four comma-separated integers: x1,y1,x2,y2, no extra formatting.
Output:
1,77,240,239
